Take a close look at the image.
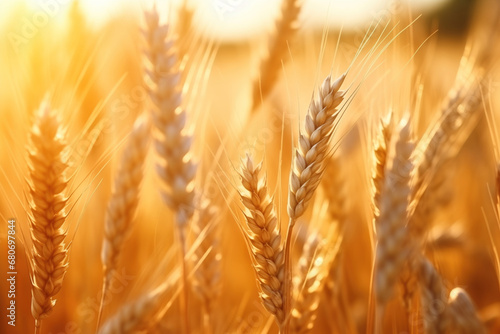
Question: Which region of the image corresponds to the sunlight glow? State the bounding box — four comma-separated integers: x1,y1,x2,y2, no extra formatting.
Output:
3,0,451,39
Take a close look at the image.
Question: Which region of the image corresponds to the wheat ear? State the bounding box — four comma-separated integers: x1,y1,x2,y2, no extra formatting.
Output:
143,7,197,226
374,117,415,307
411,78,482,240
287,73,346,222
371,113,393,220
97,280,173,334
251,0,301,112
291,231,337,333
416,256,448,334
175,0,194,63
283,73,346,331
445,288,485,334
322,156,356,333
101,115,150,292
239,153,285,326
143,7,197,334
322,155,347,229
190,197,221,331
27,100,70,331
417,257,486,334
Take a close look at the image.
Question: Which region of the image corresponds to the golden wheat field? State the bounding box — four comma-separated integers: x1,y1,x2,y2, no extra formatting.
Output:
1,0,500,333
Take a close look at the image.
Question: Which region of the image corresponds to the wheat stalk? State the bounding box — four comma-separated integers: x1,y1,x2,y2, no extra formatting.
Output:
101,115,150,293
239,153,285,326
251,0,301,112
143,6,197,333
283,73,346,332
374,117,415,307
27,100,70,331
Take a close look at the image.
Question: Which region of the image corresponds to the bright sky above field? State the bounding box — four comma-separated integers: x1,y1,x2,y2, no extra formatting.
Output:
1,0,450,41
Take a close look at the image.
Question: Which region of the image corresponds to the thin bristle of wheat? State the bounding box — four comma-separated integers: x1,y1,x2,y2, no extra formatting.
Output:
102,115,150,289
190,198,222,315
98,282,171,334
374,117,414,307
372,113,392,220
143,7,197,228
239,153,285,325
28,100,70,328
251,0,301,111
291,232,335,333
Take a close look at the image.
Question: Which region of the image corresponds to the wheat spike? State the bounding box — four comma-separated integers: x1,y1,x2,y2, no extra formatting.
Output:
284,73,346,332
287,73,346,222
322,155,347,229
175,0,194,63
98,281,173,334
411,75,483,240
417,257,486,334
239,153,285,326
445,288,486,334
416,257,449,334
291,231,337,333
143,7,197,333
101,115,150,291
27,100,70,329
371,113,393,220
251,0,301,112
143,6,197,228
190,197,222,319
321,156,355,333
374,117,415,307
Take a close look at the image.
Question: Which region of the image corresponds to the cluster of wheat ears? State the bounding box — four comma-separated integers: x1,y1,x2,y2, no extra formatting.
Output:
4,0,500,333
